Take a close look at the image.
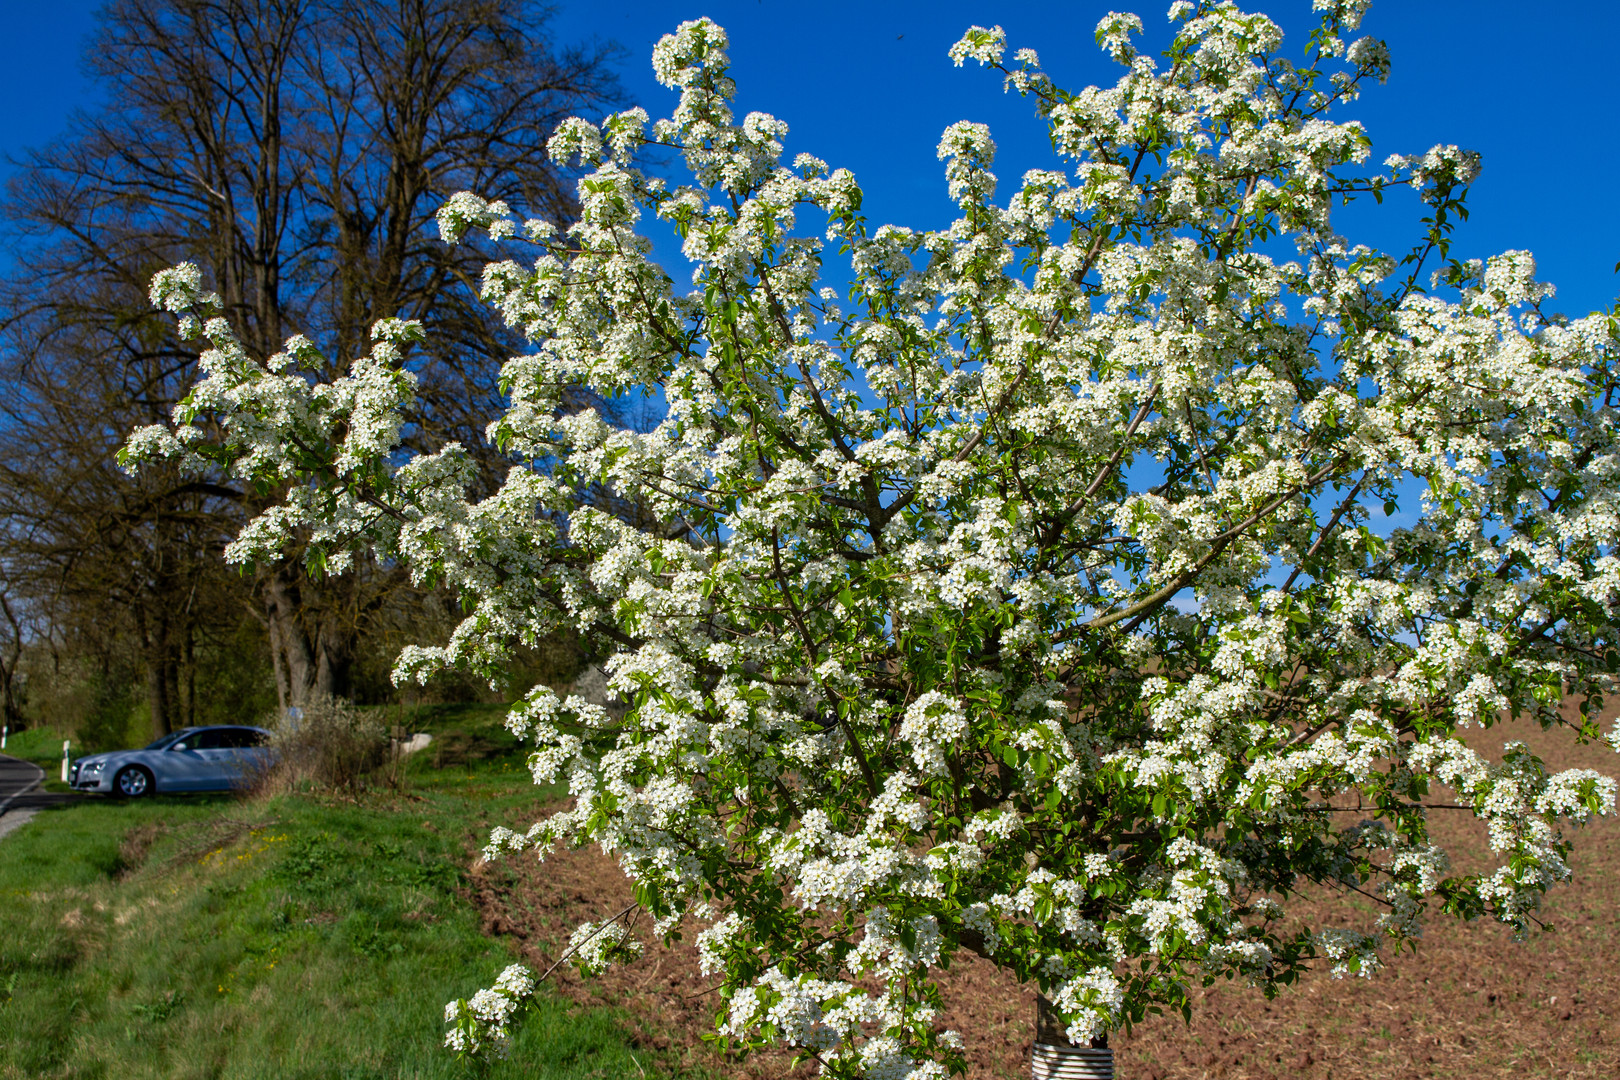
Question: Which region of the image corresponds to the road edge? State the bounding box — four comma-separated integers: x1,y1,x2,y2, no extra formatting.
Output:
0,752,47,838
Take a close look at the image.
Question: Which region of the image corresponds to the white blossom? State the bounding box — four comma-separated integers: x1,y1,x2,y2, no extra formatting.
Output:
131,5,1620,1074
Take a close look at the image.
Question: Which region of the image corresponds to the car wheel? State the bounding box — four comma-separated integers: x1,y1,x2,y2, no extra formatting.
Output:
114,765,154,798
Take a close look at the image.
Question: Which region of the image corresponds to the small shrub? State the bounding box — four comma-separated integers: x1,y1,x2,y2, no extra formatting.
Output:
265,696,386,793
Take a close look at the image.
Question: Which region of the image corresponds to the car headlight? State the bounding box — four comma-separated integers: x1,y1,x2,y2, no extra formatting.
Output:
85,761,105,773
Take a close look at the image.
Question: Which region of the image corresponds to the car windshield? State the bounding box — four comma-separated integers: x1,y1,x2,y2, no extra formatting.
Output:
142,730,192,750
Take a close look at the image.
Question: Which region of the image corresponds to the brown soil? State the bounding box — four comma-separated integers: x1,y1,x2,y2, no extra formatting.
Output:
469,707,1620,1079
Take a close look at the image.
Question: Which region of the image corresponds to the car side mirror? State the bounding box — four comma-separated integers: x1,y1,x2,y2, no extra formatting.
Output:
171,742,189,751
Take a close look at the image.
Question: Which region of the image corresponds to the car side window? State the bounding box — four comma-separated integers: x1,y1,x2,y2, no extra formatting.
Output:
218,728,262,748
190,729,227,751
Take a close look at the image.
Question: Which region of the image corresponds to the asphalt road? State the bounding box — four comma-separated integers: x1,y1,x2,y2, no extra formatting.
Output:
0,752,83,838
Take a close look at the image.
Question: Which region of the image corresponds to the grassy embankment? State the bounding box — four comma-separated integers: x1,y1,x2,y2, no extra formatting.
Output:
0,704,671,1080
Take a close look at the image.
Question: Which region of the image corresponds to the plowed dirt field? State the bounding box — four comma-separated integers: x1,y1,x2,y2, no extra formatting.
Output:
470,704,1619,1079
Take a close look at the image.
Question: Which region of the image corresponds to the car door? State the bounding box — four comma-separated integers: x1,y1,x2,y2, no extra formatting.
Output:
158,730,216,792
188,728,238,791
209,728,268,789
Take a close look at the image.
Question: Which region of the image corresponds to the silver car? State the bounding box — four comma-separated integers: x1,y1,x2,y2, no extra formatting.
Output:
70,726,276,797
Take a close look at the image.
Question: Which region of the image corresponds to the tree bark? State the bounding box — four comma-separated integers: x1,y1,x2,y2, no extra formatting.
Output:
134,602,173,739
265,605,290,713
0,591,23,733
178,622,195,727
314,618,353,701
1035,994,1108,1050
265,565,316,707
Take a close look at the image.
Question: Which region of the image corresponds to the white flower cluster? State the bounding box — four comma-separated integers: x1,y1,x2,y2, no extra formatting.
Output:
132,3,1620,1073
566,918,644,976
436,191,513,244
720,954,956,1080
1312,927,1383,979
442,963,534,1058
148,261,215,312
1044,960,1126,1043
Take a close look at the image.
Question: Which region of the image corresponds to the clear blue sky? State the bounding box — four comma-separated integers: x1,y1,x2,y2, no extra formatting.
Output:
3,0,1616,316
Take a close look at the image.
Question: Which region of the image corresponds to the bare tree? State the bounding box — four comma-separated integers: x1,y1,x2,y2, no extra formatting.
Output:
0,0,622,725
0,584,29,734
0,245,243,738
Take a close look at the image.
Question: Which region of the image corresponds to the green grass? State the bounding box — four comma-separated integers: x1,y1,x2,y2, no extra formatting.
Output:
2,724,73,766
0,704,669,1080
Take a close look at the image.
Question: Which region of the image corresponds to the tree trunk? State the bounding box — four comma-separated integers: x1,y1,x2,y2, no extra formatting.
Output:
314,617,353,701
266,606,290,713
0,591,23,733
0,659,18,735
1035,995,1107,1049
178,622,195,727
135,603,173,739
164,634,181,730
262,556,364,707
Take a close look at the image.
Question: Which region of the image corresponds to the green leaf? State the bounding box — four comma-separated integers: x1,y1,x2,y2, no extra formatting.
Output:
1032,895,1055,924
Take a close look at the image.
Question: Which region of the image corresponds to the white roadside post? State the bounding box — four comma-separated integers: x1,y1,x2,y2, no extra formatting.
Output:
1,725,7,750
61,740,70,784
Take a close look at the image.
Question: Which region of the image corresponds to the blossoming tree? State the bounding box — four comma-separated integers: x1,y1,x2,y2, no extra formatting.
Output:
127,1,1620,1075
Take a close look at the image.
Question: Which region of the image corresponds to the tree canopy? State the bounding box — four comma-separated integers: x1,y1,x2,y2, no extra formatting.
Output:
133,2,1619,1076
1,0,621,733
